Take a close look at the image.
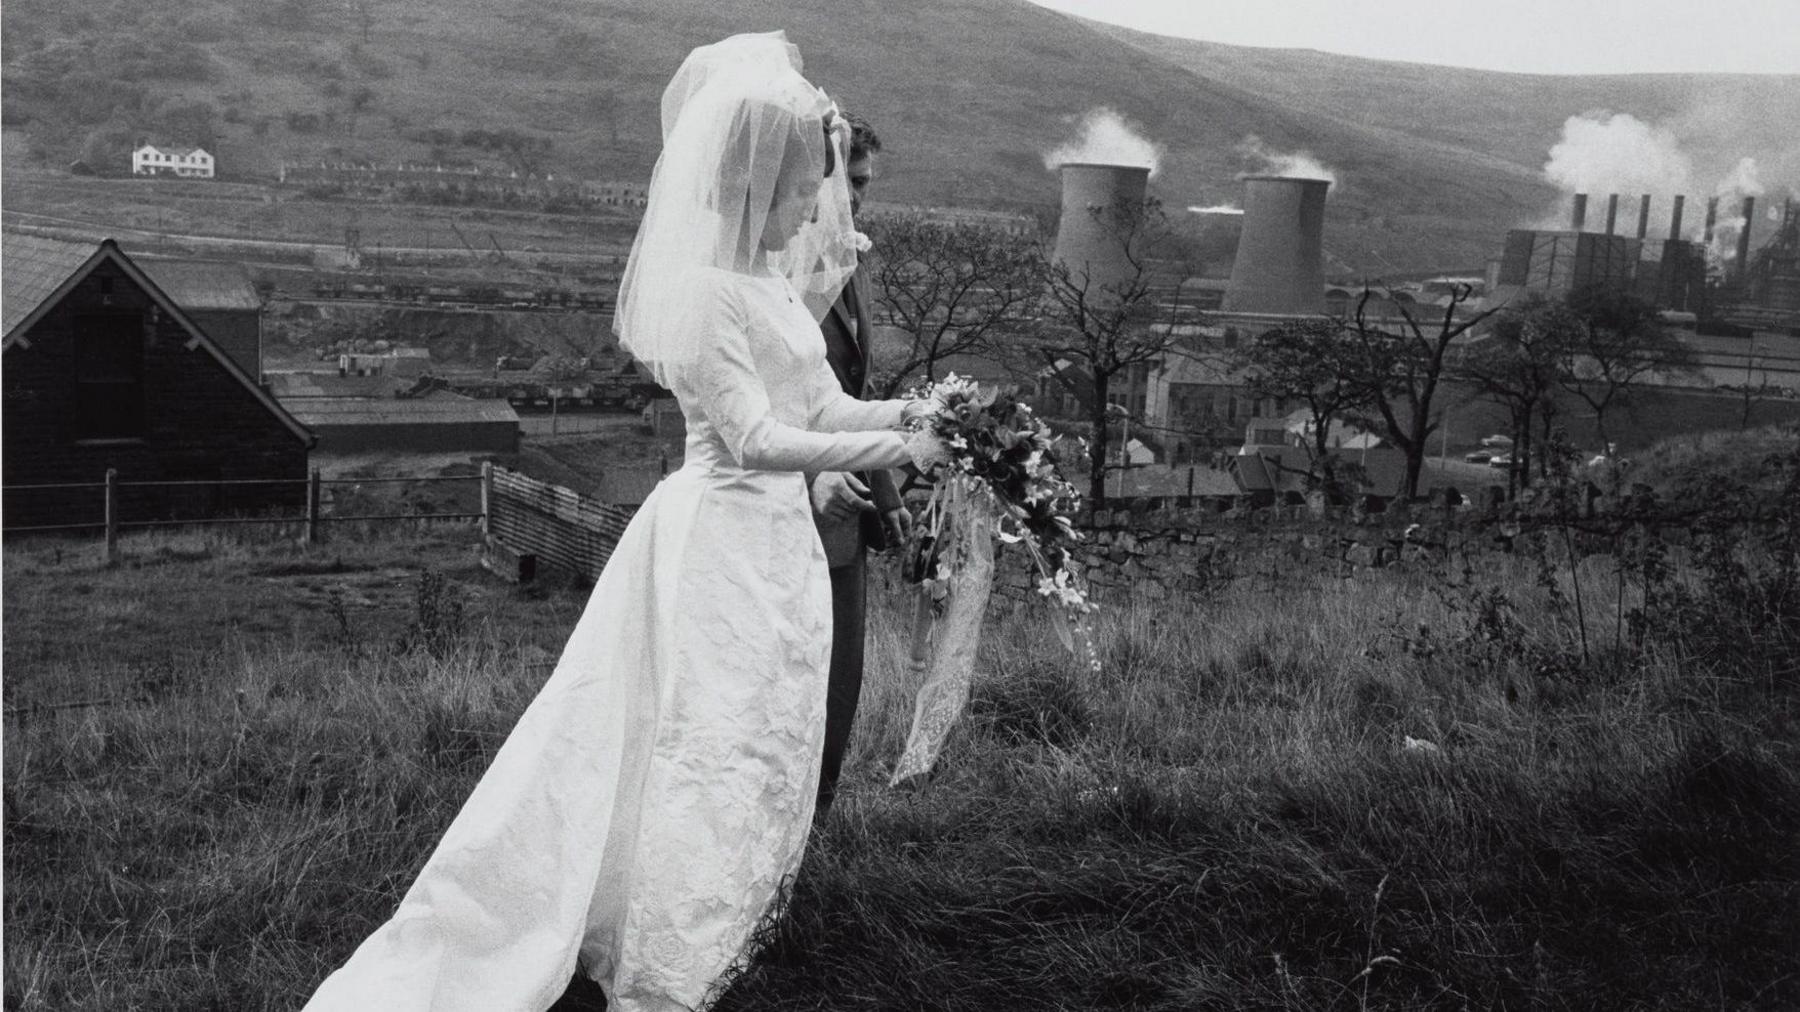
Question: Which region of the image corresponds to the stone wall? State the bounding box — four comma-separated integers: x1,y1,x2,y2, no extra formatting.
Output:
990,492,1552,603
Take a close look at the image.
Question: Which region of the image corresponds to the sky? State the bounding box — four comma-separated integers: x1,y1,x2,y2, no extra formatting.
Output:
1024,0,1800,75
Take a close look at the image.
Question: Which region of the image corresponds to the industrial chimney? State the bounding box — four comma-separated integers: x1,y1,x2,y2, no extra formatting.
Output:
1704,197,1719,244
1736,196,1756,275
1605,194,1620,235
1221,176,1330,315
1051,162,1152,298
1669,195,1685,240
1636,195,1651,240
1572,193,1589,232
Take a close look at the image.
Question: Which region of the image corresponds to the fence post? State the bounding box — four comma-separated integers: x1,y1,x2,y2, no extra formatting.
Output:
480,461,494,536
304,468,322,545
103,468,119,566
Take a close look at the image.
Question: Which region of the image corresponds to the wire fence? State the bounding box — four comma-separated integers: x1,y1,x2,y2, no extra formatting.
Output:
2,468,488,557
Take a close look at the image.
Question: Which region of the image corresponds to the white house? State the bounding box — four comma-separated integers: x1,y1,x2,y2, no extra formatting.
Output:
132,144,215,179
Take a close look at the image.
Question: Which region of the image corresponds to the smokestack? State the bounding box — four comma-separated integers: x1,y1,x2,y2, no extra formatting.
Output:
1605,194,1619,235
1736,196,1756,274
1571,193,1588,232
1221,175,1330,315
1051,162,1152,298
1636,195,1651,240
1669,195,1685,240
1704,197,1719,244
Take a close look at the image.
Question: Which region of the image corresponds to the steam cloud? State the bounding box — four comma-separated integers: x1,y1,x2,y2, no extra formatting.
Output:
1236,135,1338,185
1044,108,1162,176
1543,112,1694,197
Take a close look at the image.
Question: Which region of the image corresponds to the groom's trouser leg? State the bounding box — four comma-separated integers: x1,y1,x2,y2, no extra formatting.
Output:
817,553,867,816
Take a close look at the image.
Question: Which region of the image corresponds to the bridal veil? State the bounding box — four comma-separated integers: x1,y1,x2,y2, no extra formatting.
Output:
614,30,859,389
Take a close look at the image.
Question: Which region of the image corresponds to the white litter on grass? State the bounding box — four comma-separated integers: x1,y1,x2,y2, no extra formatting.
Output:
1402,736,1442,755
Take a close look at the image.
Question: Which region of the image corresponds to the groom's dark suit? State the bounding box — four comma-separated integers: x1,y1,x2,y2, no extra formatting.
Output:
813,266,901,815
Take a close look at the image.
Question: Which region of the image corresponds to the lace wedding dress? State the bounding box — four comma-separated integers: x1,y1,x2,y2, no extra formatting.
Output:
302,267,910,1012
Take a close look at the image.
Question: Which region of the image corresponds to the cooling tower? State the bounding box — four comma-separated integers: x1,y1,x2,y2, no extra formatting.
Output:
1051,162,1152,297
1221,175,1330,315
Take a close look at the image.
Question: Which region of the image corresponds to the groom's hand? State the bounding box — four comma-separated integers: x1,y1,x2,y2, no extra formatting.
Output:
810,472,874,522
881,505,912,547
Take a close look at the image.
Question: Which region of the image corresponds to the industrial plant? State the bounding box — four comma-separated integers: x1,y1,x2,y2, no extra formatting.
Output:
1491,191,1800,332
1026,149,1800,503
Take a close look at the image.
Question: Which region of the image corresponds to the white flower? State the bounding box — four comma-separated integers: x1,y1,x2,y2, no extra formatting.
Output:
841,230,873,254
1035,568,1091,611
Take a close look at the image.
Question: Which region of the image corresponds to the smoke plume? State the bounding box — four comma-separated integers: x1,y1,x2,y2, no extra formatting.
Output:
1235,135,1338,185
1714,156,1765,198
1044,108,1162,176
1542,112,1694,197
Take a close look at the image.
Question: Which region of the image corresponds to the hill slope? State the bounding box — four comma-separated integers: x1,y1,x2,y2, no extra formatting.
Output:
3,0,1793,272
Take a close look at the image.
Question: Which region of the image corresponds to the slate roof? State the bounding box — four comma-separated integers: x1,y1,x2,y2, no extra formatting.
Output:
1,232,97,336
264,372,414,399
135,144,211,158
136,257,261,312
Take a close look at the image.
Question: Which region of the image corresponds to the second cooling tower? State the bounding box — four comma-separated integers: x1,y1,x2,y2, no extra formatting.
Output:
1222,176,1330,315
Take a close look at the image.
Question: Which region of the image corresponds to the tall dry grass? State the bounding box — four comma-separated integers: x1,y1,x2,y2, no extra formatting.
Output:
5,468,1797,1010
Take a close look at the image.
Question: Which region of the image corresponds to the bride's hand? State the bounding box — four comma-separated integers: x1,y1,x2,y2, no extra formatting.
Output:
903,428,950,478
900,399,932,426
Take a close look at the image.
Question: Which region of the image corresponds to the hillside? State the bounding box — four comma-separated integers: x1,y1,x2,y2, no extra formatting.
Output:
3,0,1794,272
1083,20,1800,190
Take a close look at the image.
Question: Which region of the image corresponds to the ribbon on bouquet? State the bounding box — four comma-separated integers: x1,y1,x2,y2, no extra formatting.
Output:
890,478,996,787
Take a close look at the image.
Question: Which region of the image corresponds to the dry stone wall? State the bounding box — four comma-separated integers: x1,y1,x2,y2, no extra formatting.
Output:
990,491,1587,603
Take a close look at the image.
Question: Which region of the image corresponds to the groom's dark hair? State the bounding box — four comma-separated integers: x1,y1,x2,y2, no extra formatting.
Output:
847,114,881,161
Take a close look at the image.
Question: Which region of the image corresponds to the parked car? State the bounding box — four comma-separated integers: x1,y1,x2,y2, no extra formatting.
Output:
1487,453,1514,469
1463,449,1493,464
1480,434,1515,449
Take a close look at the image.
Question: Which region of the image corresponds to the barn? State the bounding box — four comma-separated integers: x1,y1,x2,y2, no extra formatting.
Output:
136,256,265,379
2,235,314,531
279,390,521,455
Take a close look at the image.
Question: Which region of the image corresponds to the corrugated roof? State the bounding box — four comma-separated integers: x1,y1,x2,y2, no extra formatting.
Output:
281,392,520,427
137,257,261,311
2,232,99,336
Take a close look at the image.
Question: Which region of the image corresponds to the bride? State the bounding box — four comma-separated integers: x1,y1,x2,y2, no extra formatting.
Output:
302,32,926,1012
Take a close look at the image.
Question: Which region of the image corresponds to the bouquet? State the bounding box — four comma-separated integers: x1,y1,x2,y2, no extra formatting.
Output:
889,374,1096,786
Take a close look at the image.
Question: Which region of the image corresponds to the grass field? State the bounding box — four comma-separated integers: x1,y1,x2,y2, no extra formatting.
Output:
4,435,1797,1010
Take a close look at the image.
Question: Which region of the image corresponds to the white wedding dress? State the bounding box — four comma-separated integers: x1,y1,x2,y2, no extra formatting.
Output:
303,266,909,1012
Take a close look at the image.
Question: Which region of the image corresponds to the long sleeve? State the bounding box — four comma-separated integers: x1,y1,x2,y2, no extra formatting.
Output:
808,357,906,432
675,279,909,473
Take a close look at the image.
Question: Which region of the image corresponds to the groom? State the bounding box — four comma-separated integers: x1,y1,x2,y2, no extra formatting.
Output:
811,114,908,817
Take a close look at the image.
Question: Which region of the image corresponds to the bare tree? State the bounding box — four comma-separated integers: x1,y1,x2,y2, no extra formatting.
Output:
861,214,1042,397
1347,284,1499,499
1239,317,1369,497
1035,196,1191,507
1556,284,1696,453
1457,293,1579,491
